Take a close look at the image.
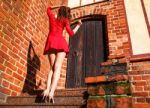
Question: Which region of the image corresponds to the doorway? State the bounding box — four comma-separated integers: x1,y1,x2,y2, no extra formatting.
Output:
66,17,107,88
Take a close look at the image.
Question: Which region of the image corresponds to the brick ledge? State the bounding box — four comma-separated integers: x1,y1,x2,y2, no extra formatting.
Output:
130,55,150,62
133,104,150,108
85,74,129,84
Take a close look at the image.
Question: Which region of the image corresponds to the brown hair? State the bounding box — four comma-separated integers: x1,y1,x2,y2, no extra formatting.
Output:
57,6,71,20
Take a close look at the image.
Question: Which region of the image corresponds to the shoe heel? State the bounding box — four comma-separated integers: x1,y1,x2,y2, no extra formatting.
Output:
51,98,54,103
49,96,54,103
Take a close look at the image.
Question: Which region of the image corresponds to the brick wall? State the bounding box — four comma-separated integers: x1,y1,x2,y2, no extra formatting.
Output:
129,60,150,105
71,0,129,60
0,0,53,97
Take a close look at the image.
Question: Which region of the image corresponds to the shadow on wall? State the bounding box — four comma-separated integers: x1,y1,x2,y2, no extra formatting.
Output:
22,41,41,95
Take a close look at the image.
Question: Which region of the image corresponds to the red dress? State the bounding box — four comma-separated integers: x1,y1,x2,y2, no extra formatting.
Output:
43,7,74,55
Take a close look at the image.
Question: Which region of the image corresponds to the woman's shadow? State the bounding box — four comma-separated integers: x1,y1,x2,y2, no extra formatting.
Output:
22,41,41,95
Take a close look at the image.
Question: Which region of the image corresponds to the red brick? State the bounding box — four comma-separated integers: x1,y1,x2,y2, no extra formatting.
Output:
12,47,19,54
18,52,27,61
111,97,132,108
0,50,9,60
85,77,97,83
8,57,16,65
17,69,23,75
4,61,17,71
5,68,13,75
133,92,149,97
3,35,12,42
142,75,150,80
8,50,19,60
13,31,24,42
0,64,6,72
0,10,6,19
11,41,21,50
14,79,21,87
144,86,150,91
9,84,21,92
0,20,7,28
13,72,24,81
97,86,105,95
136,98,146,103
116,86,127,94
1,72,14,82
3,28,14,40
133,104,150,108
133,75,142,80
129,70,145,75
87,98,106,108
108,75,129,81
132,81,147,86
16,62,25,70
2,79,10,88
147,81,150,85
143,64,150,69
0,37,13,50
1,45,8,52
0,86,11,95
17,29,24,36
7,24,14,33
134,86,143,92
11,91,18,96
0,56,5,64
85,76,106,84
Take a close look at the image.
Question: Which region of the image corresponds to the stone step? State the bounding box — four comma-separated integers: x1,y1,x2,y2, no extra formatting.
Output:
21,88,88,97
0,104,86,108
6,96,86,105
0,88,88,108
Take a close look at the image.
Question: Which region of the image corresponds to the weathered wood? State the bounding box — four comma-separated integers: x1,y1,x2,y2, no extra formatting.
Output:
66,19,106,88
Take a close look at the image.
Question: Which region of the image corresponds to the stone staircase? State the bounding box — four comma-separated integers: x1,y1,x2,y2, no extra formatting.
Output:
0,88,88,108
85,62,132,108
0,62,132,108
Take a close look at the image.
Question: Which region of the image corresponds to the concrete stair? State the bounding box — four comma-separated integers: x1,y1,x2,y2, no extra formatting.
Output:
0,88,88,108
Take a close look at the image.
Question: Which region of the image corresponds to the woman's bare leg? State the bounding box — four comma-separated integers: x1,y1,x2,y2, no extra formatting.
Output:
49,52,66,99
43,52,56,98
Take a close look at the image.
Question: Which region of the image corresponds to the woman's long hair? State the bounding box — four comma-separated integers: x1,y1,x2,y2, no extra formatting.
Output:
57,6,71,20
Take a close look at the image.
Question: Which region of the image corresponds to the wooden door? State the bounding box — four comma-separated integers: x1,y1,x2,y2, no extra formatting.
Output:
66,19,106,88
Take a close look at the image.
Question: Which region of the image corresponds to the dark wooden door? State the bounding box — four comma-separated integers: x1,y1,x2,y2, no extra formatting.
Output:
66,20,106,88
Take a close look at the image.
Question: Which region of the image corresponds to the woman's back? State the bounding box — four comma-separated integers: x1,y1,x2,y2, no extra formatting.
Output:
47,7,74,37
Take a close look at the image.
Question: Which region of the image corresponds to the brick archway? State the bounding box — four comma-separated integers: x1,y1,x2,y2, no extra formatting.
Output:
71,6,108,21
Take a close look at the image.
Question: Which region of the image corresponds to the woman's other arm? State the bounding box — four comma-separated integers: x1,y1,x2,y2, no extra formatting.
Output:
65,19,82,36
73,20,82,34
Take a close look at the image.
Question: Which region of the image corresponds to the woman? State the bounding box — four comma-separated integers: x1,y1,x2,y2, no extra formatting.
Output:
43,6,82,103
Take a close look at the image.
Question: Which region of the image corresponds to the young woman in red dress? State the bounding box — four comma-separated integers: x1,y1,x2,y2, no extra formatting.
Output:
42,6,82,103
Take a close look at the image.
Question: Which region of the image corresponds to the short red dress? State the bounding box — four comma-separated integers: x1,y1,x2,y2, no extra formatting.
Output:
43,7,74,55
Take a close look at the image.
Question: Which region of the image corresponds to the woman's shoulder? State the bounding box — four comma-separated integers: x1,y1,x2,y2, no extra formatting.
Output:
47,7,51,14
47,7,51,10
